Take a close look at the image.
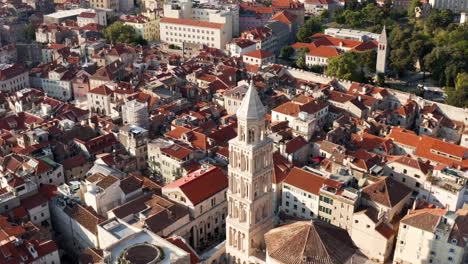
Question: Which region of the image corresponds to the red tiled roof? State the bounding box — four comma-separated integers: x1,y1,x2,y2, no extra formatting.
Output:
307,46,340,58
89,85,113,96
244,49,274,59
160,17,224,29
21,193,48,210
272,97,328,117
163,167,228,205
79,12,96,18
166,237,201,264
273,151,293,184
285,136,307,154
284,167,342,195
161,144,194,160
270,10,298,24
61,153,88,170
414,135,468,168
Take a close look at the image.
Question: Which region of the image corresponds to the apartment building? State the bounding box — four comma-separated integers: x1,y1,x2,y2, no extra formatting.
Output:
77,11,107,27
89,0,119,11
0,64,29,92
160,17,230,49
162,166,228,251
118,125,149,170
317,183,360,230
281,167,342,219
394,208,468,264
418,165,468,211
272,95,329,140
40,67,76,101
243,49,275,67
122,99,149,128
122,14,160,42
148,138,198,184
352,176,412,262
428,0,468,13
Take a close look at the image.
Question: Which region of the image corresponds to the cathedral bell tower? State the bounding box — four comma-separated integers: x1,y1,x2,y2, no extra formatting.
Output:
225,81,275,264
376,25,389,74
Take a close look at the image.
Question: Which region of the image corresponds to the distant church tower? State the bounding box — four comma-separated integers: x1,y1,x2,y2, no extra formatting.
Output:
376,26,389,74
225,81,275,264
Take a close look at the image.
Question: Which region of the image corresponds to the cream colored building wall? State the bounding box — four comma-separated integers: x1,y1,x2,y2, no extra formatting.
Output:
163,187,227,250
87,92,112,116
351,213,394,263
318,191,355,230
306,54,329,67
281,183,319,219
224,96,242,115
160,21,226,49
0,71,28,92
384,163,427,192
84,182,123,216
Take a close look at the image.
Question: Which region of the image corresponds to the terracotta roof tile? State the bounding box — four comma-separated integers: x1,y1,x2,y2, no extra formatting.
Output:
163,166,227,205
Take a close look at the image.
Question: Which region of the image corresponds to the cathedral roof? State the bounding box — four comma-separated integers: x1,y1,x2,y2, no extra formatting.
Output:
265,220,358,264
236,81,266,120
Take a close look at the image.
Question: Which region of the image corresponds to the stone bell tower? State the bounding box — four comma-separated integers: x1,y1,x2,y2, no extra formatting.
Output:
376,25,389,74
225,81,275,264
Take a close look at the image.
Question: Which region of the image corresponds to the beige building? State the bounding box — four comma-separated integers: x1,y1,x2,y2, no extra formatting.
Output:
122,13,161,42
87,85,114,116
243,49,275,67
394,208,468,264
351,176,412,263
118,125,149,170
147,138,198,184
317,183,360,230
160,17,231,49
225,82,275,263
0,64,29,92
162,166,228,251
272,95,329,140
223,84,248,115
89,0,119,11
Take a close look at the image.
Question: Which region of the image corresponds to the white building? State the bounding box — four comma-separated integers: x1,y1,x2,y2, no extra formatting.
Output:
77,11,107,27
417,166,468,211
122,99,149,128
281,167,341,219
394,208,468,264
272,95,328,140
324,28,381,41
0,64,29,92
160,17,231,49
83,173,123,216
41,68,75,101
428,0,468,13
97,219,190,264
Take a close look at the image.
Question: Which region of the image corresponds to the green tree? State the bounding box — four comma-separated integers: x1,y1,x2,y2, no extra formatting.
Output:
390,47,414,76
280,45,294,59
319,9,330,22
425,9,455,32
23,23,36,41
362,4,383,25
295,47,309,69
358,49,377,73
296,17,323,42
408,0,421,17
446,73,468,107
102,22,147,45
343,10,364,27
325,52,364,82
376,72,386,86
